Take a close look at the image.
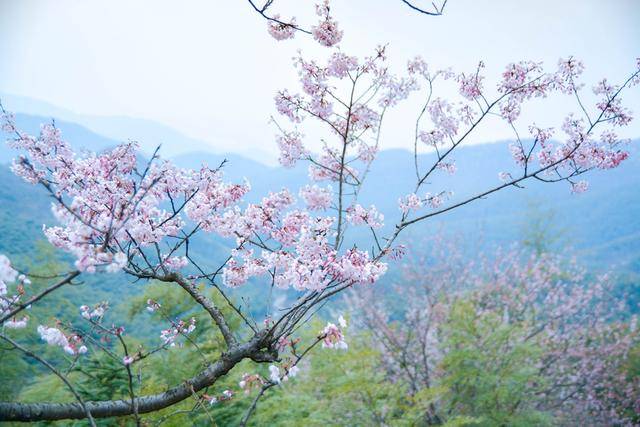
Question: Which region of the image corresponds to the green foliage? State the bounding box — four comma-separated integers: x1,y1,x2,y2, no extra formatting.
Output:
75,353,130,401
0,346,32,400
240,300,555,427
115,281,259,426
520,202,564,255
617,344,640,424
2,262,262,426
436,300,552,426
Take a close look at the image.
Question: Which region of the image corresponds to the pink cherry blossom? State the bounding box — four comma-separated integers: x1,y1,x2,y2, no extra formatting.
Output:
37,325,69,348
267,15,297,41
509,143,527,166
275,90,304,123
269,364,281,383
0,254,17,284
498,171,512,182
320,321,347,350
398,193,423,214
436,161,457,175
159,255,189,272
457,61,485,100
159,317,196,347
80,303,108,320
3,316,28,329
276,130,307,167
571,180,589,193
557,56,585,94
346,204,384,229
146,299,161,313
299,184,332,211
37,325,86,355
312,1,343,47
427,98,459,139
326,52,358,78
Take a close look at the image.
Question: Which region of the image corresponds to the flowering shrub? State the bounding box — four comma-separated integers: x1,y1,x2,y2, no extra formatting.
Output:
348,242,640,426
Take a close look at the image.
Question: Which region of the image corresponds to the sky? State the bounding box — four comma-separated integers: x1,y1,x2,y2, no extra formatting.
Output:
0,0,639,163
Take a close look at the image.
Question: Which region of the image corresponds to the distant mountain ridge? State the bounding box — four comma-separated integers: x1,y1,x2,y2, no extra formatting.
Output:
0,92,229,159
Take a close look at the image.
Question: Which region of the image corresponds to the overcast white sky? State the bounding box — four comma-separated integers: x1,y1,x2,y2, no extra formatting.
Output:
1,0,639,163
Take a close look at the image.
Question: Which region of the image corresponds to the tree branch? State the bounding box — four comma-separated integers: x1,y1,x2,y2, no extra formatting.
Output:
400,0,448,16
0,271,80,324
0,334,269,422
0,333,96,426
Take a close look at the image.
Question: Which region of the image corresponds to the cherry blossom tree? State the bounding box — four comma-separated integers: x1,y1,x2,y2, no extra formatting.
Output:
0,1,639,424
348,239,639,425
